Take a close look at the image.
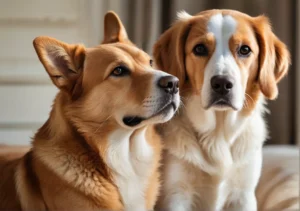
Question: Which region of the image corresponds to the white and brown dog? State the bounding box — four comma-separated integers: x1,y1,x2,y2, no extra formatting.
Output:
0,12,180,211
153,9,290,211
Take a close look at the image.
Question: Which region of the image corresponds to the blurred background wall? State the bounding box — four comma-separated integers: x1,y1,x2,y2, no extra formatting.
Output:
0,0,299,145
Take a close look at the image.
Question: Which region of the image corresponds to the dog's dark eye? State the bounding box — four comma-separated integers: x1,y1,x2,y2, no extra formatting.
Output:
111,66,129,77
238,45,251,56
150,59,153,67
193,44,208,56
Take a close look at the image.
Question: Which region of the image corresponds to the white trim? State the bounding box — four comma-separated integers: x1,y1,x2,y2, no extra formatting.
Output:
297,0,300,146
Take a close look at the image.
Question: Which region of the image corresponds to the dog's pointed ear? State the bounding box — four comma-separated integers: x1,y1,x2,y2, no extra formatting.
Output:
102,11,129,44
33,36,85,97
153,12,192,88
253,16,290,100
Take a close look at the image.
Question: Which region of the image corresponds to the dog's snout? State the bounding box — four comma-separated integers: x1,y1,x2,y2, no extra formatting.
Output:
158,76,179,94
211,75,234,95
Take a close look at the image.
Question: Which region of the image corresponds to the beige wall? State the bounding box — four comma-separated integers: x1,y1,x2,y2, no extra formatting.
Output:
0,0,147,145
0,0,110,144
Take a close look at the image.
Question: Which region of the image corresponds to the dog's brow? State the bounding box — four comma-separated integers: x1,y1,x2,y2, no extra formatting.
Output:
143,66,154,72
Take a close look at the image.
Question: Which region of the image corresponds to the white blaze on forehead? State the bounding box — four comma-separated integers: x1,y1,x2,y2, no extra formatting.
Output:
207,13,237,62
205,13,239,77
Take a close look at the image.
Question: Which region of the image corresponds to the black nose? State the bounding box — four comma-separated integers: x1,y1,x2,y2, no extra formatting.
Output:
158,75,179,94
210,75,234,95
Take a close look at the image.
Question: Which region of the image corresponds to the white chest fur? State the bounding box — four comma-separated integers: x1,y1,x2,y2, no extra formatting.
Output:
182,95,266,174
106,128,153,211
159,96,267,210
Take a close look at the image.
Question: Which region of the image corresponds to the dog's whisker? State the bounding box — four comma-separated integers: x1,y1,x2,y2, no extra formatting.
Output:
94,115,113,134
245,93,254,103
243,99,249,109
179,99,186,109
243,93,255,109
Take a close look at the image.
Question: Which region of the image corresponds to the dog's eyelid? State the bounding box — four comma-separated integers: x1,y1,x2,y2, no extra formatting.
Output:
110,65,131,77
113,63,130,71
116,64,129,69
53,75,63,79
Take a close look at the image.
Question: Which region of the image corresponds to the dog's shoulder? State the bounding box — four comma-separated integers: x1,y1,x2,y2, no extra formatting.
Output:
15,151,46,210
0,148,45,210
0,151,22,210
32,137,124,210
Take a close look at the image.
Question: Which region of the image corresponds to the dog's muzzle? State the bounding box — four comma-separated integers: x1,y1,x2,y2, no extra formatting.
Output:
122,75,180,127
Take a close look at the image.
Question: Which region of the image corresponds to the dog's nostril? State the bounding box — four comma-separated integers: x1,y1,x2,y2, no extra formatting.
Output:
158,76,179,94
225,82,233,90
213,84,221,90
167,81,174,88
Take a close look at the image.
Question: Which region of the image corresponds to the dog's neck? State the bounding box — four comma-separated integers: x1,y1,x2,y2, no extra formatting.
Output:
160,94,267,175
33,93,112,176
182,94,266,144
105,126,156,211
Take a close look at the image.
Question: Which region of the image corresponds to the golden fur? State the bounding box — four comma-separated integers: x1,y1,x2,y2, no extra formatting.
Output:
0,11,180,211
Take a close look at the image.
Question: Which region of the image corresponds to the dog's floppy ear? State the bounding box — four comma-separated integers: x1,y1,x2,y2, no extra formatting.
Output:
153,12,192,87
102,11,130,44
253,16,290,100
33,36,85,98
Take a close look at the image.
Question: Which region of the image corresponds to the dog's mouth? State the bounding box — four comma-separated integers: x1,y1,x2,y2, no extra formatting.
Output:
155,100,177,116
206,98,237,110
123,101,177,127
122,116,145,127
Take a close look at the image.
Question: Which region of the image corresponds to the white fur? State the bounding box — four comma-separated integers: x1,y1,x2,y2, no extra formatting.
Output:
177,11,193,21
158,99,266,211
202,14,244,110
106,128,153,211
157,14,267,211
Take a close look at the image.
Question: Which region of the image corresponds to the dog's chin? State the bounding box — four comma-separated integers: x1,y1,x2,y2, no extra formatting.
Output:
149,103,178,123
122,102,178,128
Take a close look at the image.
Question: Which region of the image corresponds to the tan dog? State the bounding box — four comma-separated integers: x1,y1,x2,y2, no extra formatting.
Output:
0,12,180,211
153,9,290,211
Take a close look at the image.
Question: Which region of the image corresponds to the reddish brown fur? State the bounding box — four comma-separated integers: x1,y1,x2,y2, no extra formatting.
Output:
0,11,162,211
